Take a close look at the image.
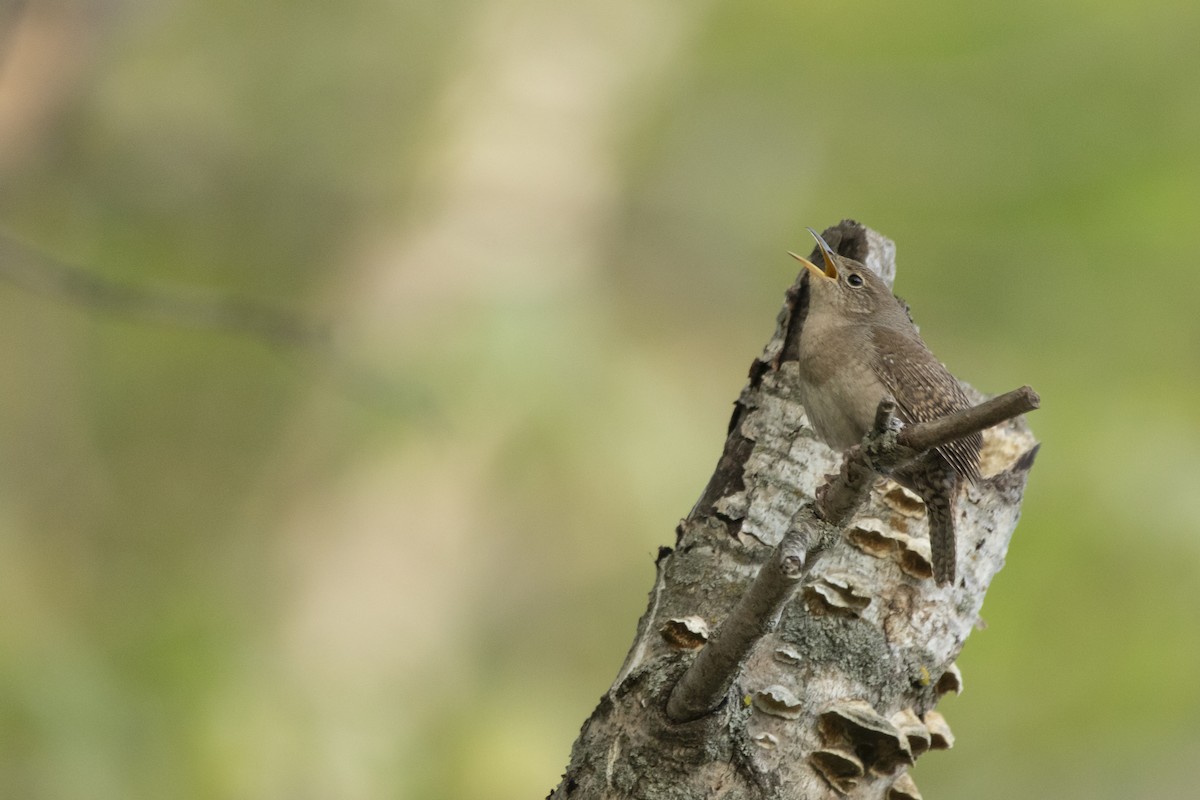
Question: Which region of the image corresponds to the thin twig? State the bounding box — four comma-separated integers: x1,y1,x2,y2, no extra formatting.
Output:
0,232,445,415
0,233,328,349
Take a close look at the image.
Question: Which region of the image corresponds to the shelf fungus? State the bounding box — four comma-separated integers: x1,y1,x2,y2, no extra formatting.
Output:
752,685,804,720
818,700,913,775
935,663,963,696
897,536,933,580
751,731,779,750
889,708,931,758
809,747,864,794
880,482,926,518
659,616,710,650
803,573,872,616
846,518,906,559
888,772,923,800
923,711,955,750
774,646,803,667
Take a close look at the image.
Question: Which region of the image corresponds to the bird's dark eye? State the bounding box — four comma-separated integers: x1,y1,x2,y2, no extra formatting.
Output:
846,273,864,287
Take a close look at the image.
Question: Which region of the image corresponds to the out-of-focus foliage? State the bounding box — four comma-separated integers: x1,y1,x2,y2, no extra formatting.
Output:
1,1,1198,798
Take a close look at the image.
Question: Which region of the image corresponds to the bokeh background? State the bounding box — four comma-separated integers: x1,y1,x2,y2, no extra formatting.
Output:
2,1,1198,798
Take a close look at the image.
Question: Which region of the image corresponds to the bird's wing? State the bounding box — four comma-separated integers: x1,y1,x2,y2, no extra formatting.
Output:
869,326,981,482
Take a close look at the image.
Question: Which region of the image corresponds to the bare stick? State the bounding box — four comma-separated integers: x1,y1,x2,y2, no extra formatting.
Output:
665,518,816,723
899,385,1040,454
819,385,1039,522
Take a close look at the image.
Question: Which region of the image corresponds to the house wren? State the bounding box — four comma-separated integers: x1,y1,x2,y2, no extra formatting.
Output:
789,228,980,586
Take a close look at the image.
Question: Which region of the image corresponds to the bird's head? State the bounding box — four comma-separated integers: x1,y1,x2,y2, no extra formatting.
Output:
789,228,902,321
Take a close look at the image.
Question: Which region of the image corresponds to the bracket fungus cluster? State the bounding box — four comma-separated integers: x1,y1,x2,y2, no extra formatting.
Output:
845,517,934,580
818,700,915,779
798,697,958,796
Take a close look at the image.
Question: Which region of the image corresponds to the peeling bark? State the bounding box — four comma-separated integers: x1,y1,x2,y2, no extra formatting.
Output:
549,221,1038,800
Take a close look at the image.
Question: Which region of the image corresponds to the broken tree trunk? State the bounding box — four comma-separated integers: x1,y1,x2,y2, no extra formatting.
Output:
549,220,1039,800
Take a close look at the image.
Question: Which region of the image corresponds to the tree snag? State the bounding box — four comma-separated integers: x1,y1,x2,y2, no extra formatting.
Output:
549,220,1039,800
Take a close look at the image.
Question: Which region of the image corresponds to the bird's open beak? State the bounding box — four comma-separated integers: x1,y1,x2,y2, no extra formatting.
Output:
787,228,840,281
807,227,840,279
787,250,830,281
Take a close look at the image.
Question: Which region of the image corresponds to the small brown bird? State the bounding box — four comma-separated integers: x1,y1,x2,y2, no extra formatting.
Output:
789,228,980,585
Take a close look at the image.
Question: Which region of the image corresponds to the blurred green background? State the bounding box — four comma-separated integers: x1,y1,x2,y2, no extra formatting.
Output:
1,1,1198,798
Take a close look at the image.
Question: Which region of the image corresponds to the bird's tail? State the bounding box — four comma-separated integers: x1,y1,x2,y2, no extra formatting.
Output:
894,457,961,586
925,491,956,587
